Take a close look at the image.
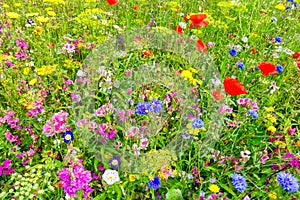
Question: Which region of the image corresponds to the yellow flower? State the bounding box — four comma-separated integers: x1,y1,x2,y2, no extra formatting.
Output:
209,184,220,193
129,174,136,182
6,12,20,19
26,13,39,17
45,7,53,11
268,126,276,133
172,170,178,176
36,16,50,23
23,67,31,75
3,4,10,8
275,140,286,148
186,123,201,135
217,1,236,7
35,26,43,35
29,78,37,85
47,11,56,17
267,114,276,123
268,191,277,199
36,65,57,75
14,3,22,7
265,107,274,112
275,3,285,11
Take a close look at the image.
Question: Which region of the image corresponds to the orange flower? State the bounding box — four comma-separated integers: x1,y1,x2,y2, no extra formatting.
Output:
224,77,247,96
174,26,183,34
196,40,207,53
189,14,209,28
258,62,277,76
212,90,224,102
143,50,153,57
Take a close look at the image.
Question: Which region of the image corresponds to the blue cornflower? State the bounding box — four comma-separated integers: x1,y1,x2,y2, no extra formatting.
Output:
231,173,247,192
275,36,282,43
287,0,294,3
276,65,284,73
192,118,204,128
62,131,74,143
277,172,299,193
148,176,161,190
229,49,237,56
247,109,255,115
251,111,259,119
109,156,121,170
286,6,292,9
150,99,163,113
238,63,245,70
135,102,151,115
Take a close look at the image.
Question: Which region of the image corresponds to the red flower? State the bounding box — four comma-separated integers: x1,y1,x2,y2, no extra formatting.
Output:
258,62,277,76
224,77,247,96
106,0,119,5
47,42,55,48
189,14,209,28
143,50,153,57
293,52,300,59
250,46,258,54
296,59,300,70
196,40,207,53
174,26,183,34
212,90,225,102
134,5,139,10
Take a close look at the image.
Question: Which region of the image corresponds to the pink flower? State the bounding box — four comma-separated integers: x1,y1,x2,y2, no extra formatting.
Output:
260,155,269,164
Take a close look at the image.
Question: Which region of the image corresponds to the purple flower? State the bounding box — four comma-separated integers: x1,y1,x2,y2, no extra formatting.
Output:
229,49,237,56
148,176,161,190
135,102,151,115
230,173,247,192
192,118,204,128
109,156,121,170
150,99,163,113
277,172,299,193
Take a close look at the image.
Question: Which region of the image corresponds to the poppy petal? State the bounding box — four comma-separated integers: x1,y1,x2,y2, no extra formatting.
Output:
196,40,207,52
258,62,276,76
224,77,247,96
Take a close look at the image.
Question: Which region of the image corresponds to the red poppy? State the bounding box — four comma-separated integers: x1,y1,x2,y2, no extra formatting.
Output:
134,5,139,10
143,50,153,57
212,90,225,102
224,77,247,96
296,59,300,70
196,40,207,53
106,0,118,5
174,26,183,34
293,52,300,59
189,14,209,28
258,62,278,76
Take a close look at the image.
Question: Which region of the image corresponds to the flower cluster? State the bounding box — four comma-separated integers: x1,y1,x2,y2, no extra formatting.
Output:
42,110,69,137
230,173,247,192
58,162,94,198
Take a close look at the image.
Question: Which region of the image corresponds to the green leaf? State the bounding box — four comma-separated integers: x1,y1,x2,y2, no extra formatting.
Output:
219,183,237,198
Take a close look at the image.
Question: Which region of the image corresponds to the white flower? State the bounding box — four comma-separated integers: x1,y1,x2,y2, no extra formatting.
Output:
102,169,120,185
178,22,187,29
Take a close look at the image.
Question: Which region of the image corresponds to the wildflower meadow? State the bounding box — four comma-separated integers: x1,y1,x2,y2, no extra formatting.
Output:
1,0,300,199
